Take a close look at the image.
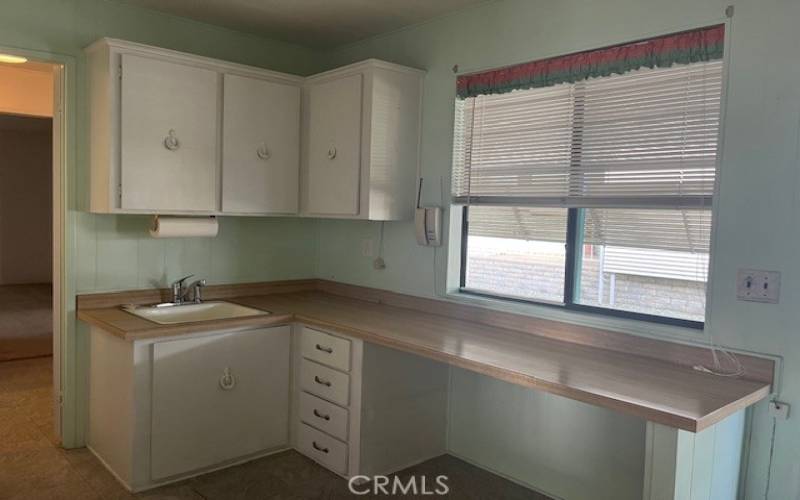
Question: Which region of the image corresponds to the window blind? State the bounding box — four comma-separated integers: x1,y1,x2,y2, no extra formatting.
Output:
582,208,711,253
467,206,568,243
452,59,723,209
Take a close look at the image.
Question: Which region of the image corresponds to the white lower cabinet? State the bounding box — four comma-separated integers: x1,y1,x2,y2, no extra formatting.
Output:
88,321,448,492
88,325,291,492
150,329,290,479
297,423,349,475
298,391,349,441
292,325,449,479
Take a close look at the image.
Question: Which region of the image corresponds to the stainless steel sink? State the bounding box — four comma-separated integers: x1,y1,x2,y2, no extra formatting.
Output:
122,301,270,325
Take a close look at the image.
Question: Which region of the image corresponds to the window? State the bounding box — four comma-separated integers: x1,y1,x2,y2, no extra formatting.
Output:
453,26,724,327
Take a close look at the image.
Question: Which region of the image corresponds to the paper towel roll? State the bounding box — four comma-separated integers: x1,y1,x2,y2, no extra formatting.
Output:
149,216,219,238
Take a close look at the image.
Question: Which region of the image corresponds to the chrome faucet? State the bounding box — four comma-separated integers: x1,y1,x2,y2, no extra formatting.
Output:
170,274,194,304
170,275,207,304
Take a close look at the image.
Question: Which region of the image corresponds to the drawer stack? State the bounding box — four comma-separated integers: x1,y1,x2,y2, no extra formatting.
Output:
296,326,354,475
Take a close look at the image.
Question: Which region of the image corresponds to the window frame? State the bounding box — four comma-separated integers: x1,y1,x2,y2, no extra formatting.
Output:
459,205,707,329
451,26,730,331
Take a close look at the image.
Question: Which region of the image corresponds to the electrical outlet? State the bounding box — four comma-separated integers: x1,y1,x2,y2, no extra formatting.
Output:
769,400,790,420
737,269,781,303
361,239,374,257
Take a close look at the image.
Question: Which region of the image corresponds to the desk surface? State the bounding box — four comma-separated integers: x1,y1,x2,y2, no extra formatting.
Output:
78,290,771,432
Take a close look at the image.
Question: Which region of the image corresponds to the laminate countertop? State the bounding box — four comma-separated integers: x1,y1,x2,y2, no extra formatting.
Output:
78,290,771,432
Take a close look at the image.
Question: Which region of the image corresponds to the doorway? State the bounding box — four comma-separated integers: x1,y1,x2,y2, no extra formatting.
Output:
0,54,63,448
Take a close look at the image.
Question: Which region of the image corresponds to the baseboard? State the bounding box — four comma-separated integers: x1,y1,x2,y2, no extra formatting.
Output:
88,444,292,493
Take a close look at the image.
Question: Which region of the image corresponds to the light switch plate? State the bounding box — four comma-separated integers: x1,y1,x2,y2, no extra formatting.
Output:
736,269,781,303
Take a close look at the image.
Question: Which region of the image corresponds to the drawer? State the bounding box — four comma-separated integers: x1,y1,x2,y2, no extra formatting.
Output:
297,423,348,475
301,327,351,372
299,391,349,441
300,359,350,407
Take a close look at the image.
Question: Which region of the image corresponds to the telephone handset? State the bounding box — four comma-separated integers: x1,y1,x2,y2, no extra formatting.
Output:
415,207,442,246
414,178,442,246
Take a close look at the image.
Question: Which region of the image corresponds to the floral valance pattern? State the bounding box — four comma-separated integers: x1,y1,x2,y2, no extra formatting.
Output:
456,24,724,99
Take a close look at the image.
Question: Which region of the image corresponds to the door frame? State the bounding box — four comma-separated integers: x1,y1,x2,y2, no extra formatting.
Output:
0,43,75,445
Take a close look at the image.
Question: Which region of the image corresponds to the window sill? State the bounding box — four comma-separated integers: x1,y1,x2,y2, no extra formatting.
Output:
444,288,707,345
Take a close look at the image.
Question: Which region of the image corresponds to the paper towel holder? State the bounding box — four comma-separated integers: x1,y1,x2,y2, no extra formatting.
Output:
150,215,219,238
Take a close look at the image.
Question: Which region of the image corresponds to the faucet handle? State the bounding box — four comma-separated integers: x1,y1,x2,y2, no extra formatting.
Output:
172,274,194,286
190,279,207,303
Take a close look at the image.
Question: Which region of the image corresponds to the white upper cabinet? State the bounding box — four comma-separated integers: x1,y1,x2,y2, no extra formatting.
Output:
86,39,423,220
86,38,302,215
306,74,363,216
302,61,424,221
120,54,219,212
222,74,300,215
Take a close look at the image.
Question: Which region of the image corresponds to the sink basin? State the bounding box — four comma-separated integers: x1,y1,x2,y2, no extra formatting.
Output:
122,301,270,325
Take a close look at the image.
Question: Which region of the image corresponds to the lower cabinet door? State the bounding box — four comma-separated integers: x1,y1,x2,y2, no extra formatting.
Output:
150,326,290,479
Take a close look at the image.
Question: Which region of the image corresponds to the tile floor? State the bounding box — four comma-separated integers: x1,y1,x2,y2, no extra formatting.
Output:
0,357,552,499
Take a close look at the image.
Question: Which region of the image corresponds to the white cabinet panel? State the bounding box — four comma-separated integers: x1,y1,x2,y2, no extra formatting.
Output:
299,391,349,441
297,423,348,474
301,327,351,372
151,327,290,479
222,74,300,214
300,359,350,407
306,74,362,215
120,54,219,212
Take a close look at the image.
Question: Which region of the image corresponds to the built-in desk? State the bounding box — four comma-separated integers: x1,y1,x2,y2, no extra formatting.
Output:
78,279,774,500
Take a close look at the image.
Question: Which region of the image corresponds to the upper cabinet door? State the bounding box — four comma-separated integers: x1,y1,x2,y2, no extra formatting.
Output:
222,74,300,214
306,74,363,216
120,54,219,212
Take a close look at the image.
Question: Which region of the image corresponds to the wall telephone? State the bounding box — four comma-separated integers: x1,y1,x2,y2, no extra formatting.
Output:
414,178,442,247
415,207,442,246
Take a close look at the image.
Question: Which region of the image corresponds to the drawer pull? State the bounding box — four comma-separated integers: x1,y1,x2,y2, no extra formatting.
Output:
313,409,331,421
314,375,332,387
315,344,333,354
312,441,329,454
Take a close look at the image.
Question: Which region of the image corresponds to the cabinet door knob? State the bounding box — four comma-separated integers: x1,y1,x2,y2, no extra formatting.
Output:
163,129,180,151
312,441,329,454
256,143,271,160
314,375,332,387
313,409,331,421
219,367,236,390
327,147,337,160
315,344,333,354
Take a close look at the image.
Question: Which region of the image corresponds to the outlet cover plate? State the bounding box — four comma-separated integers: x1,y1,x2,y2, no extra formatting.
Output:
769,400,790,420
737,269,781,303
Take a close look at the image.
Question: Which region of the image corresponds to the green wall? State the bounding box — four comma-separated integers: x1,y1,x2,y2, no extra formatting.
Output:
0,0,321,447
3,0,799,498
316,0,800,498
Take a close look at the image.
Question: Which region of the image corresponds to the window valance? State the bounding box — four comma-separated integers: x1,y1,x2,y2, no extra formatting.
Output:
456,24,724,99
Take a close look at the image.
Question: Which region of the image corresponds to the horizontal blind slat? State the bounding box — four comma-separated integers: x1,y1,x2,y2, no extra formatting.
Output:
452,59,723,207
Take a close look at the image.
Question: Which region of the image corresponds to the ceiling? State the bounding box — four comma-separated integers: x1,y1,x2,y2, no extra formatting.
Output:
118,0,489,48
